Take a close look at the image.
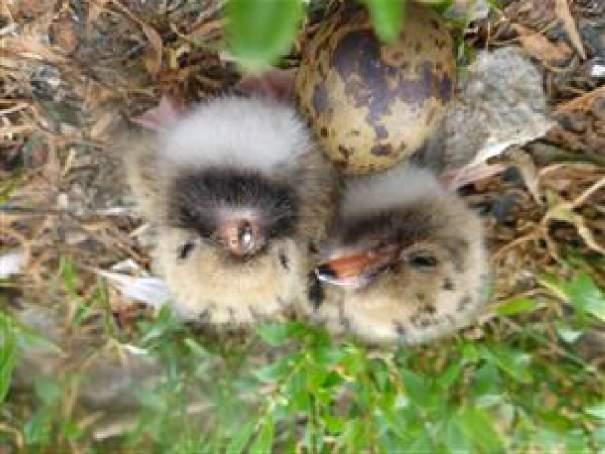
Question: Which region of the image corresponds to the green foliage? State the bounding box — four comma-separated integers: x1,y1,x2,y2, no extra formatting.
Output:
0,309,63,405
496,298,539,316
541,272,605,324
362,0,406,42
224,0,461,70
1,268,604,451
226,0,304,71
0,312,18,403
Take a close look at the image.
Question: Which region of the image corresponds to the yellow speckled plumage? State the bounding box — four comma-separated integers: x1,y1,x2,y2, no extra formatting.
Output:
122,95,338,325
310,166,488,345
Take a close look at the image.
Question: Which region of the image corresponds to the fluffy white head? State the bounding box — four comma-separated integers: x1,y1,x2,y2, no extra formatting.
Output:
158,96,312,174
340,165,445,218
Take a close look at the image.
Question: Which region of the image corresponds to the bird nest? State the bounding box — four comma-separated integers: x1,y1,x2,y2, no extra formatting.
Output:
1,0,604,449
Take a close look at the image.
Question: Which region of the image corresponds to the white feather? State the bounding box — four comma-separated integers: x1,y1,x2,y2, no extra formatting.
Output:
0,249,26,278
158,96,311,174
340,165,445,218
95,269,173,310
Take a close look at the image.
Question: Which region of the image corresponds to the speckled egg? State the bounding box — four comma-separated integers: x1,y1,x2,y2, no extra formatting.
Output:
295,3,455,174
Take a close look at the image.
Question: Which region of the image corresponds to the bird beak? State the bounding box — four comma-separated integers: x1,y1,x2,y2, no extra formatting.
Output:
315,244,400,289
219,219,263,256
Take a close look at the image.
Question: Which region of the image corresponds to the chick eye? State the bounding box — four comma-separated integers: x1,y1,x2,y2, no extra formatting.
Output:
408,253,438,269
178,241,196,260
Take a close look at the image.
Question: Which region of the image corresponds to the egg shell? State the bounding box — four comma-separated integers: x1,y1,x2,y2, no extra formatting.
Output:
296,3,456,174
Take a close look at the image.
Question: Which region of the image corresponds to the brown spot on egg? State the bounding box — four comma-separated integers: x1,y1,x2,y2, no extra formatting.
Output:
332,30,438,129
375,124,388,139
439,73,453,103
371,144,393,156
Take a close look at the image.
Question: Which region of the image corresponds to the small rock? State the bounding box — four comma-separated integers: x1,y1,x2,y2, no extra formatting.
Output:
589,57,605,78
443,0,491,23
438,46,554,171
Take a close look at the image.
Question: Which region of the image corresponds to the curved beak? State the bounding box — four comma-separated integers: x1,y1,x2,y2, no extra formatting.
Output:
315,244,400,289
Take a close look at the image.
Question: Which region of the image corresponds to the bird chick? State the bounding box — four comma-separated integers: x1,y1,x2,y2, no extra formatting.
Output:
309,165,488,345
123,95,337,324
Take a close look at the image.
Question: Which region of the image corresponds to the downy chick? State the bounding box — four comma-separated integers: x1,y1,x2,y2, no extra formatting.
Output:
124,95,337,324
310,165,488,345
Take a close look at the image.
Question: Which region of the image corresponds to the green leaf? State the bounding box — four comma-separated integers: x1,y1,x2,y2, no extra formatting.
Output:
250,417,274,453
343,419,367,451
321,370,344,389
0,312,17,403
257,323,292,346
400,369,431,408
184,337,210,358
585,403,605,420
540,272,605,322
564,273,605,322
406,428,434,452
444,418,472,454
496,298,539,316
340,347,366,376
254,357,293,383
24,410,53,445
565,429,590,452
60,257,80,296
139,306,183,346
227,0,303,70
363,0,406,42
324,415,345,434
471,363,501,397
479,345,532,384
311,344,344,367
34,377,62,405
226,420,256,454
436,361,464,389
457,407,505,453
461,342,480,363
